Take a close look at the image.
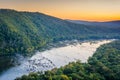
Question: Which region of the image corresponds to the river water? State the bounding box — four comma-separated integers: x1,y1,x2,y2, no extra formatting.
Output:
0,40,113,80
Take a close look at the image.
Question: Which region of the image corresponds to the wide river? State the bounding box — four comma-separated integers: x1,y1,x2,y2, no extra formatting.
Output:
0,40,113,80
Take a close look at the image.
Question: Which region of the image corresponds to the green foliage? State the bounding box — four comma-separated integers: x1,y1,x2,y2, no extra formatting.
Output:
16,40,120,80
88,40,120,80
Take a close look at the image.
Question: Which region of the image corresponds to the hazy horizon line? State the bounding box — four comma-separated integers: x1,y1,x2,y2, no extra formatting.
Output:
0,8,120,22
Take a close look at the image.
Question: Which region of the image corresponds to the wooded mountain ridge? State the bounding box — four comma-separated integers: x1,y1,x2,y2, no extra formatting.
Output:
0,9,120,56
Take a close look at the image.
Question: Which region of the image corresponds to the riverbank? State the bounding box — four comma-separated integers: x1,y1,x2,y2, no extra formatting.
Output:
0,40,113,80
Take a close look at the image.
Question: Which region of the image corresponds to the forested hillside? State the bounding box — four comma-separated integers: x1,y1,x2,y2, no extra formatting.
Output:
0,9,120,56
0,9,120,73
16,40,120,80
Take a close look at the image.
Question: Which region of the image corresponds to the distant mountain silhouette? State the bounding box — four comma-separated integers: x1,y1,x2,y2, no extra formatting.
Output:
67,20,120,28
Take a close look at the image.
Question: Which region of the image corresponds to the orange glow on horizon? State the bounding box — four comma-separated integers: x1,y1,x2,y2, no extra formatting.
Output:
0,0,120,22
40,11,120,22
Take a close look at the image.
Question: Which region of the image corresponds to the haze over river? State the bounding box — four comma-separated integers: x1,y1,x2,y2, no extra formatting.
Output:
0,40,113,80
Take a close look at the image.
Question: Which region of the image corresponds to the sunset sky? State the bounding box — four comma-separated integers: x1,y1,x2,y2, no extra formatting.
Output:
0,0,120,21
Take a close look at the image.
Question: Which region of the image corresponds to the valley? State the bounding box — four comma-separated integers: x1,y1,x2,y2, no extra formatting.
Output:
0,9,119,80
0,40,112,80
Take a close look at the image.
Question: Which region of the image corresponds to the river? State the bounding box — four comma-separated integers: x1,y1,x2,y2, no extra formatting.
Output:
0,40,113,80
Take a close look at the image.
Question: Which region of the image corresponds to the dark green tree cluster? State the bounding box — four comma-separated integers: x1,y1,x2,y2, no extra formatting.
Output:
0,56,14,73
16,40,120,80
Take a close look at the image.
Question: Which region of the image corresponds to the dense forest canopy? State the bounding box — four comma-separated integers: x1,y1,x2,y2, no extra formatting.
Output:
16,40,120,80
